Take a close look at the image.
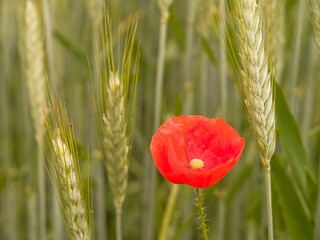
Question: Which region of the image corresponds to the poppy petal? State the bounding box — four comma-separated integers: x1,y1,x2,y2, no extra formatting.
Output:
150,115,245,188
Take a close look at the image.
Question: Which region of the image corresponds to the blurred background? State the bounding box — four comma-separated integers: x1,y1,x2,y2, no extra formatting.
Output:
0,0,319,239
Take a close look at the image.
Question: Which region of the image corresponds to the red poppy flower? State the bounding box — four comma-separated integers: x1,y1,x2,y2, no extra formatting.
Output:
150,115,245,188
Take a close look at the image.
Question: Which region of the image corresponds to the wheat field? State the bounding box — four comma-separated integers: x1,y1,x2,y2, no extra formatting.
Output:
0,0,319,239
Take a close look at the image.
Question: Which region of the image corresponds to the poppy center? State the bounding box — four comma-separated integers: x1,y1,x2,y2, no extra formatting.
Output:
189,158,205,169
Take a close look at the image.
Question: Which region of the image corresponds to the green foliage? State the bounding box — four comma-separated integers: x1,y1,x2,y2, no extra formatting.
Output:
272,156,313,240
275,82,310,190
0,0,319,239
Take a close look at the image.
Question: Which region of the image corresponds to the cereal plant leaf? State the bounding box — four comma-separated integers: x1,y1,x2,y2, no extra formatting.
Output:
272,155,313,240
53,29,87,64
275,82,310,190
306,167,318,218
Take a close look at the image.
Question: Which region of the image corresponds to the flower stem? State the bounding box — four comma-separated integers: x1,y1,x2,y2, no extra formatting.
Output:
159,184,179,240
264,166,274,240
116,207,122,240
196,188,209,240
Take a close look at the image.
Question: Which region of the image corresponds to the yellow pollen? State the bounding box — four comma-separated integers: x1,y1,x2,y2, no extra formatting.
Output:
189,159,205,169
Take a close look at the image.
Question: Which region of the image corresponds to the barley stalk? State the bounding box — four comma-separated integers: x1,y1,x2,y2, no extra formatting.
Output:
45,96,93,240
233,0,276,239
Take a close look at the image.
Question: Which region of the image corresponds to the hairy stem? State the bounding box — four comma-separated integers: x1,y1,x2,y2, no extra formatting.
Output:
196,188,209,240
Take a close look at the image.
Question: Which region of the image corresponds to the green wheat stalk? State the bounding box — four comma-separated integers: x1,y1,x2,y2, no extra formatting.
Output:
145,1,173,239
45,95,93,240
232,0,276,239
95,12,139,240
86,0,106,239
271,0,285,83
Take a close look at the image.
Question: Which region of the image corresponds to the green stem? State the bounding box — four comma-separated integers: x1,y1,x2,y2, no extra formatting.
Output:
158,184,179,240
116,207,122,240
217,195,226,240
290,0,305,112
27,192,38,240
146,2,172,239
196,188,209,240
219,0,227,117
95,161,107,240
42,0,56,89
264,167,274,240
183,0,196,114
38,140,46,240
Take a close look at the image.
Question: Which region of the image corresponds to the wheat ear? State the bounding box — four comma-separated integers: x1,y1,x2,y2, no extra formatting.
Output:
96,13,139,240
234,0,276,169
45,96,93,240
233,1,276,239
51,136,91,240
24,0,47,238
101,71,129,210
25,0,46,140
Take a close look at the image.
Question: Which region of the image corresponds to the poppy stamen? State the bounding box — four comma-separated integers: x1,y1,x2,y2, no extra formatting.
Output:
189,159,205,169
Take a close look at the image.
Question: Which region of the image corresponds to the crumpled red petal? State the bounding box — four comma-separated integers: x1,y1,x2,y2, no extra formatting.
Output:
150,115,245,188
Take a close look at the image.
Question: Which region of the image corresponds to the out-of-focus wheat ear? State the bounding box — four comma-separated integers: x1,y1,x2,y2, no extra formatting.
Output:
24,0,47,239
233,1,276,239
95,12,139,240
234,0,276,169
310,0,320,52
101,71,129,211
25,0,46,141
45,95,93,240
